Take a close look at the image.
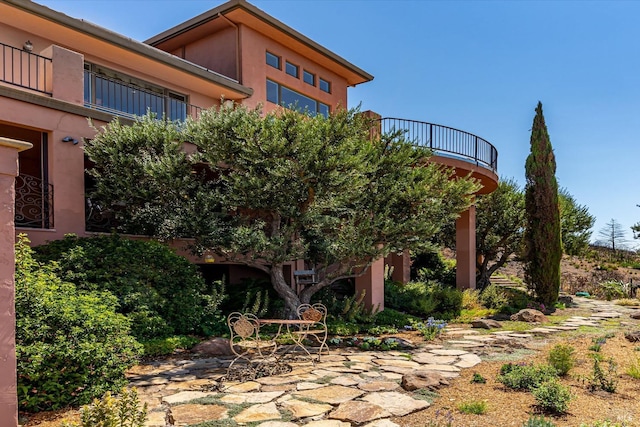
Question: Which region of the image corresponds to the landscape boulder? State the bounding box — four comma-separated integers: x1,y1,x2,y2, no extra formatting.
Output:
471,319,502,329
401,370,449,391
629,310,640,320
192,337,234,356
510,309,546,323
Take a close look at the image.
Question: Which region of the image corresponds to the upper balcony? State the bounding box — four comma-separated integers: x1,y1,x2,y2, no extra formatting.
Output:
1,41,51,96
380,117,498,194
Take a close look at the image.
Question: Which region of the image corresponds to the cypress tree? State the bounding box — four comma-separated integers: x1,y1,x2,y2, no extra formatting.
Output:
524,102,561,308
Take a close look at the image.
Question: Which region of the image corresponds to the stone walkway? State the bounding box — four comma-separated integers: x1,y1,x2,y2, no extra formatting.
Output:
130,297,638,427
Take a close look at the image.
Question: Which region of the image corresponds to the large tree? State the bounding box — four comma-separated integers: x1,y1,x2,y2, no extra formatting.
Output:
524,102,562,307
475,178,525,290
85,105,479,315
559,188,595,256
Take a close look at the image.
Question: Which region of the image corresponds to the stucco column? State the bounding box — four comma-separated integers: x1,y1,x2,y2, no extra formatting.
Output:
0,137,33,427
456,205,476,290
388,250,411,284
355,257,385,311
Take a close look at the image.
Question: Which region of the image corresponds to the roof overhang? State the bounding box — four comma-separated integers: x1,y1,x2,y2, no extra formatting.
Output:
2,0,253,100
146,0,374,87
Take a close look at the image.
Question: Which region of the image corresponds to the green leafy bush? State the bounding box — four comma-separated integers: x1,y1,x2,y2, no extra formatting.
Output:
479,284,510,310
374,308,419,328
15,236,142,412
141,335,201,357
532,379,572,414
385,280,462,320
62,387,147,427
35,234,225,339
548,344,575,376
327,320,361,336
497,363,557,391
523,415,557,427
627,357,640,379
470,373,486,384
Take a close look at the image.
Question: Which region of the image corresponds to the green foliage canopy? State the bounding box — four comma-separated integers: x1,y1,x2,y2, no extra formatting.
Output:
85,105,479,313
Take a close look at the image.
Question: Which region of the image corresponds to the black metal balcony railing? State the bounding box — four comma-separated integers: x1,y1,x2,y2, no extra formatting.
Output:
0,41,51,95
380,118,498,173
84,69,202,121
15,174,54,229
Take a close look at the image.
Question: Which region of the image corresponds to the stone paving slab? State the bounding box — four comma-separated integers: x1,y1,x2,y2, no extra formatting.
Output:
329,401,391,424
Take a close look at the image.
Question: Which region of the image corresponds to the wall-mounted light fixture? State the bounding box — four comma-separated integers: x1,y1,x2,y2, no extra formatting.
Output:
204,252,215,263
23,40,33,52
61,136,79,145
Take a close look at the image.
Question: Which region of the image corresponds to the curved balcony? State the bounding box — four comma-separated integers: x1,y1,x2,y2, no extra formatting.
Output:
380,117,498,194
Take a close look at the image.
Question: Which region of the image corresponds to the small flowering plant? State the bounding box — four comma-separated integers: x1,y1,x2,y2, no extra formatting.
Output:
412,317,447,341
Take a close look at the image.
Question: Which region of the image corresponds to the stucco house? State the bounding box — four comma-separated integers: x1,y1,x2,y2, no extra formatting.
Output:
1,0,498,310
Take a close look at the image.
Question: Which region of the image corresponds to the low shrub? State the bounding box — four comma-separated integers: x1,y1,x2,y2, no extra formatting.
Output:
479,284,509,310
15,236,142,412
470,373,486,384
62,388,147,427
523,416,557,427
141,335,201,357
34,234,225,339
374,308,419,328
497,363,557,391
580,421,627,427
462,288,482,309
548,344,575,376
457,400,488,415
386,280,462,320
327,320,361,336
532,379,572,414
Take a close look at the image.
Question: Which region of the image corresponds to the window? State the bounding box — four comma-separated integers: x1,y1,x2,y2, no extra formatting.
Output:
319,77,331,93
285,61,299,78
303,70,315,86
83,63,188,121
266,51,280,69
266,79,329,117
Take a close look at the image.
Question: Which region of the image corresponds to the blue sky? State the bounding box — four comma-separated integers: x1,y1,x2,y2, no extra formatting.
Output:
38,0,640,248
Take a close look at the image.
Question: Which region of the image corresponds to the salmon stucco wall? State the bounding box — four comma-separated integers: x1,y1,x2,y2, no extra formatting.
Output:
175,27,239,83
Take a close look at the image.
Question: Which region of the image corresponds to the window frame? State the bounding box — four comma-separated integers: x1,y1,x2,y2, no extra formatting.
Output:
266,51,281,69
319,77,331,94
303,70,315,86
285,61,299,78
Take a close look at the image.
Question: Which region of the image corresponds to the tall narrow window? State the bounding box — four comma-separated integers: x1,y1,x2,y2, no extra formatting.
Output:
285,61,299,78
266,51,280,69
266,80,279,104
319,78,331,93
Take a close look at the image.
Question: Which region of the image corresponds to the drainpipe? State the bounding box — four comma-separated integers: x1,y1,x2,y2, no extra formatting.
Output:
218,13,241,84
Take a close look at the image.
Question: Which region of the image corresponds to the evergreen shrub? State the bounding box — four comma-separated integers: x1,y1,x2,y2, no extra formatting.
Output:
34,234,225,339
15,235,142,412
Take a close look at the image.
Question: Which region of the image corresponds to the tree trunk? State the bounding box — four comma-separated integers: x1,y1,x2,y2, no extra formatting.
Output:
269,264,302,319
